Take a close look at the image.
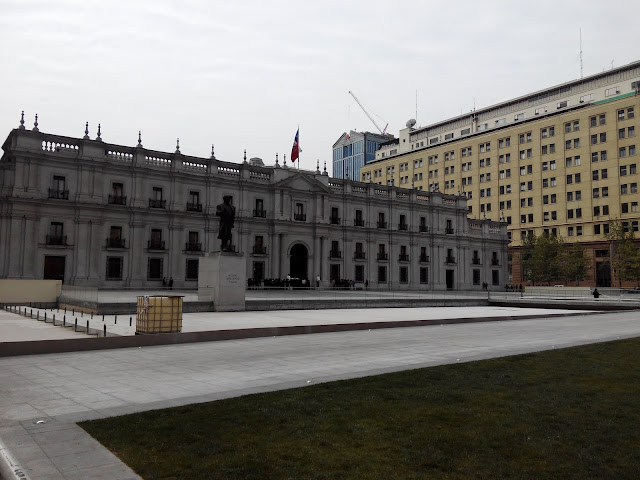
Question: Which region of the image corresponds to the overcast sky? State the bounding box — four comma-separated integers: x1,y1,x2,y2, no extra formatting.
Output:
1,0,639,174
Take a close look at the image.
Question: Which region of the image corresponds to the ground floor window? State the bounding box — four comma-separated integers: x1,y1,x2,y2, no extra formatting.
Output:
330,264,341,283
252,261,265,282
399,266,408,284
355,265,364,283
473,269,481,285
492,270,500,286
186,259,199,281
378,266,387,283
148,258,163,280
106,256,123,280
420,267,428,284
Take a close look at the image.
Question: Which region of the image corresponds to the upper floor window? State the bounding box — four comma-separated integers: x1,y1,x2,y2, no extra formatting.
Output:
49,175,69,200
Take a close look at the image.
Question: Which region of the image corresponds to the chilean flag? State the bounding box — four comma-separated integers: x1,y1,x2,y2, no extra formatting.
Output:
291,128,299,162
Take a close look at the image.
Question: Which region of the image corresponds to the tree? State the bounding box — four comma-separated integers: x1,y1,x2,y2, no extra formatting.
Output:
521,233,565,285
606,219,640,287
563,243,591,286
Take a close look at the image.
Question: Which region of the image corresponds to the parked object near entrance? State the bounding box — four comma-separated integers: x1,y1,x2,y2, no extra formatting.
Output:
136,296,183,334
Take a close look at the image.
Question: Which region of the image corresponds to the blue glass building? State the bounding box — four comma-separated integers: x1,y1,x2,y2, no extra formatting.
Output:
332,131,391,180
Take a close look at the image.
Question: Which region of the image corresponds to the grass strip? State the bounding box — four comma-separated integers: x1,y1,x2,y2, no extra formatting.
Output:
81,338,640,480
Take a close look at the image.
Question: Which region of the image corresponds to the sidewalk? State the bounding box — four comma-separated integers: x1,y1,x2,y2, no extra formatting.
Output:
1,307,639,479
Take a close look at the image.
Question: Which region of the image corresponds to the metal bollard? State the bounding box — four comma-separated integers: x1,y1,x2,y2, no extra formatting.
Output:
64,307,67,313
130,316,132,326
53,314,56,326
115,315,117,324
91,312,94,319
81,311,84,317
74,319,77,332
72,308,75,315
37,312,40,321
102,314,105,322
103,324,107,337
63,315,66,327
30,309,33,318
44,312,47,322
86,320,89,334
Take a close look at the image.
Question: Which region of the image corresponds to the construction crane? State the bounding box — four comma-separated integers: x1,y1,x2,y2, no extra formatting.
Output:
348,90,388,135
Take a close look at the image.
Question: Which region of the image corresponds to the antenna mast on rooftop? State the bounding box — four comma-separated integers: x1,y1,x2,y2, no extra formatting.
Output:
580,27,583,79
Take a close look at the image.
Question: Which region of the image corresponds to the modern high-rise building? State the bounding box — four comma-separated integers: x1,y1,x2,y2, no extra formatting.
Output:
332,130,392,180
360,60,640,286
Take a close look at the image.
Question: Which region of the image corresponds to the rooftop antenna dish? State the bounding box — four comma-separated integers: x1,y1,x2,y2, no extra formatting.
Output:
406,118,417,129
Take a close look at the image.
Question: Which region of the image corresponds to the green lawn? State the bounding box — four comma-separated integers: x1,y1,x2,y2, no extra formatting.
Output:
80,338,640,480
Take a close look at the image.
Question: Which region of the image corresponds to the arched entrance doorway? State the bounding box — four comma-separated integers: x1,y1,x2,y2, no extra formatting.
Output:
289,244,308,280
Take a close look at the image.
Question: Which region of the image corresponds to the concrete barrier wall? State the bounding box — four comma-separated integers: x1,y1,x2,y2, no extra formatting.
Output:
0,280,61,304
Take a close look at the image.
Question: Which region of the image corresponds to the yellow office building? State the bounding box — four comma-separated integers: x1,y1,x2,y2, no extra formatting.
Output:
360,61,640,286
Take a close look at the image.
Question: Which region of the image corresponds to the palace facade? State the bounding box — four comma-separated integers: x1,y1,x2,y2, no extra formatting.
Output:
0,123,507,290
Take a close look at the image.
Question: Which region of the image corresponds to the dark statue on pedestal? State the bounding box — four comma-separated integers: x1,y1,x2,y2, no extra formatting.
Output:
216,195,235,252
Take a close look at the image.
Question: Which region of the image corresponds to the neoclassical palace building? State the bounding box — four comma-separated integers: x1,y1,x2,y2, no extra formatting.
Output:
0,120,508,290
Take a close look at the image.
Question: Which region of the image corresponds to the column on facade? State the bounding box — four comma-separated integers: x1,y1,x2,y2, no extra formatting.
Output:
128,222,146,287
278,233,287,279
313,235,321,284
169,224,182,285
87,220,102,285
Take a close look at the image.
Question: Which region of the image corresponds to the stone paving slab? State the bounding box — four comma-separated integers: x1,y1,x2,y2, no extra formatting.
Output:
1,308,639,479
2,305,593,341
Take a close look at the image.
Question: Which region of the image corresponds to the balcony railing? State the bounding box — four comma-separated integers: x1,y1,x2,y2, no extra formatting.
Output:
419,225,428,233
108,194,127,205
445,227,454,234
253,209,266,218
148,240,165,250
377,252,388,260
185,242,202,252
472,258,481,265
46,235,67,245
354,252,366,260
186,202,202,212
330,216,341,225
398,223,408,231
252,246,266,255
377,221,387,229
106,237,126,248
399,254,410,262
492,259,500,266
354,218,365,227
329,249,342,259
294,213,306,221
48,189,69,200
149,199,166,209
446,256,456,264
419,254,430,263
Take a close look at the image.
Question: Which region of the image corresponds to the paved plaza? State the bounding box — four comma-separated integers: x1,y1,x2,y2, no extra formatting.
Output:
1,305,639,479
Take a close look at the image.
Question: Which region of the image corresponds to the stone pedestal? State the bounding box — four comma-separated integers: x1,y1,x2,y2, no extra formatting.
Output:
198,252,246,311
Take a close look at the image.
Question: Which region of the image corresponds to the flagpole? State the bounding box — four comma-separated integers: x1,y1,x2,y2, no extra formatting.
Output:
297,124,300,171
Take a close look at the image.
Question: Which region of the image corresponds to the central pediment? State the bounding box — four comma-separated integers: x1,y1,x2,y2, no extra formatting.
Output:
273,172,333,194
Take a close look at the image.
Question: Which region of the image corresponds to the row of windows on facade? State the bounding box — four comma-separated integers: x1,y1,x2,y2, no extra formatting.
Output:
516,220,640,242
367,142,638,185
408,99,636,149
330,265,500,287
367,106,637,181
432,157,638,195
106,255,502,288
106,257,200,282
513,204,638,225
